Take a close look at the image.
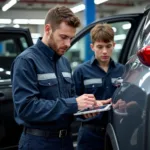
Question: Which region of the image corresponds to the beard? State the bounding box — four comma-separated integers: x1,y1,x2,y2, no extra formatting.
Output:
47,33,57,52
47,33,68,56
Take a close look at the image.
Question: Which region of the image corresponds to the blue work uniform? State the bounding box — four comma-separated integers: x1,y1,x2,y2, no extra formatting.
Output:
73,56,124,150
11,38,78,150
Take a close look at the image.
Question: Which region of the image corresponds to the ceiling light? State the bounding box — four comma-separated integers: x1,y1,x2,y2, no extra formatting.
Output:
13,24,20,28
94,0,108,5
112,27,117,32
5,71,11,75
2,0,18,12
13,19,45,25
114,34,126,41
71,4,85,13
13,19,29,24
0,19,12,24
115,44,122,50
29,19,45,25
0,68,4,72
31,33,41,38
122,23,131,30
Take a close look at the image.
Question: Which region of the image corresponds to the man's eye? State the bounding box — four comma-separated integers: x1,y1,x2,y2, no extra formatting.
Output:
61,36,67,39
97,46,103,49
107,45,112,48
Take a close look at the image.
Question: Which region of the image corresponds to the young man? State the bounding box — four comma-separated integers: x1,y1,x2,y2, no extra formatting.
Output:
11,6,97,150
73,23,124,150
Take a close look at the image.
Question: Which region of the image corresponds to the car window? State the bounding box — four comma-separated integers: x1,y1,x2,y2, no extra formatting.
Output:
0,36,28,57
20,37,28,50
0,33,30,79
0,39,17,57
66,21,131,70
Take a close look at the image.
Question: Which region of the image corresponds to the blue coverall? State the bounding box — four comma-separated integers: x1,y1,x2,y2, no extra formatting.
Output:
73,56,124,150
11,38,78,150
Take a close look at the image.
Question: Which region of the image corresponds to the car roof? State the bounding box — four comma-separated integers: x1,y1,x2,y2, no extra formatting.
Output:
0,27,30,32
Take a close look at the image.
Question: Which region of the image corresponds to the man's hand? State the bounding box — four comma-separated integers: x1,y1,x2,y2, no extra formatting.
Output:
83,98,112,119
76,94,96,111
96,98,112,107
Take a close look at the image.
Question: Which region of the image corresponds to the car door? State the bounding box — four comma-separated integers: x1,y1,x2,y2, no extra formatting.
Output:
68,11,148,149
106,8,150,150
0,28,33,150
66,13,146,71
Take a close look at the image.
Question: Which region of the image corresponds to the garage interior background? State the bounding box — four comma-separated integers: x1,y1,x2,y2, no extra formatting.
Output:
0,0,149,64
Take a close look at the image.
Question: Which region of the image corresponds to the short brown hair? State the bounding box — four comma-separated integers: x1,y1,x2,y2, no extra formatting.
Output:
45,6,81,30
90,23,114,43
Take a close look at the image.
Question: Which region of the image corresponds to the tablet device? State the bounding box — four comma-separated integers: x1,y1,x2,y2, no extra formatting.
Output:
74,103,112,116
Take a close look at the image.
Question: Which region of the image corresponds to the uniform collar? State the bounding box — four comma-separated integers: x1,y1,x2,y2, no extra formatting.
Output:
90,55,116,68
36,38,61,61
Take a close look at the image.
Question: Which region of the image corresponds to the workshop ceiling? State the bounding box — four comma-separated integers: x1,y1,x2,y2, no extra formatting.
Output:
0,0,149,14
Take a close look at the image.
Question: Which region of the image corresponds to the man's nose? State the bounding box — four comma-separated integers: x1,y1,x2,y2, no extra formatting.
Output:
65,39,71,47
102,47,107,53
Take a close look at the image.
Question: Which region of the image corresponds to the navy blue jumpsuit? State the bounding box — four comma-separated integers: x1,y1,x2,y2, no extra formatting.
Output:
11,38,78,150
73,56,124,150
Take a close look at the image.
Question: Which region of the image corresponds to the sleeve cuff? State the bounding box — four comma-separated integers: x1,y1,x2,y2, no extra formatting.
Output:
64,97,78,113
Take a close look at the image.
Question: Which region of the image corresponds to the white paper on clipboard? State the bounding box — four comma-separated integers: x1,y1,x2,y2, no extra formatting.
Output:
74,103,112,116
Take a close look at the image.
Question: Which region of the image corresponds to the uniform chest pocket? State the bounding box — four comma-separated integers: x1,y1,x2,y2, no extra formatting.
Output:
63,77,72,90
62,72,72,89
84,78,103,94
38,79,58,87
85,83,102,94
38,79,58,99
63,77,72,83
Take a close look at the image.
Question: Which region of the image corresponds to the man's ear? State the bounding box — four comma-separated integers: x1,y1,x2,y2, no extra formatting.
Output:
45,24,52,35
90,43,94,52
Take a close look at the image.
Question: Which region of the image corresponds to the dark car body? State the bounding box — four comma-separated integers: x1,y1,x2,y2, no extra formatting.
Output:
105,11,150,150
0,27,33,149
1,5,150,150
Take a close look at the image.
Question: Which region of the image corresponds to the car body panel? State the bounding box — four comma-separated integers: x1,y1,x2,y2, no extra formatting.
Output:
106,7,150,150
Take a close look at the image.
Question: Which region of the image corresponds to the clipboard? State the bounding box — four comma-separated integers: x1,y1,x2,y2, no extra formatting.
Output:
74,103,112,116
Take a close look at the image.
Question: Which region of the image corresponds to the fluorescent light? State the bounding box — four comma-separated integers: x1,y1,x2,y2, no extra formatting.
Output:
5,71,11,75
13,19,29,24
29,19,44,25
0,19,12,24
115,44,122,50
71,4,85,13
112,27,117,32
0,68,4,72
13,24,20,28
13,19,44,25
2,0,17,12
31,33,41,38
122,23,131,30
94,0,108,5
114,34,126,41
70,0,108,13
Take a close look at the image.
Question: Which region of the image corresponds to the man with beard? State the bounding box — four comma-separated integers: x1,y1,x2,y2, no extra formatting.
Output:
11,6,98,150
